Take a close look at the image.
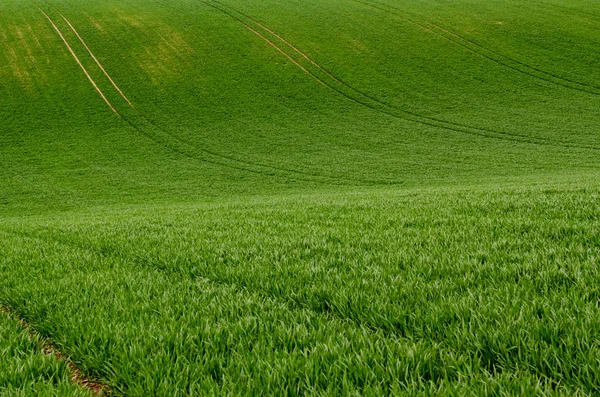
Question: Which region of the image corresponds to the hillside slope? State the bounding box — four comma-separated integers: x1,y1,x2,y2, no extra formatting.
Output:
2,1,600,395
1,0,599,213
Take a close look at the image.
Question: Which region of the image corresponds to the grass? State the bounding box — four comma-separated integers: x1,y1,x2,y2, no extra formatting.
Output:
0,309,93,396
1,0,600,395
2,185,600,394
2,0,600,213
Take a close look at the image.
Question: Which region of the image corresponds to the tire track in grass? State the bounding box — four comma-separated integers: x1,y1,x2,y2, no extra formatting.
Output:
38,6,379,186
202,0,600,151
37,7,117,113
355,0,600,96
39,6,311,183
412,5,600,94
241,22,327,87
52,4,389,186
37,7,218,171
204,1,507,140
39,9,340,185
52,7,137,110
0,305,109,396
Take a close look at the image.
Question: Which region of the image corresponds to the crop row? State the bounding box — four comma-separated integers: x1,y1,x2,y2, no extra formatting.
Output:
1,186,599,394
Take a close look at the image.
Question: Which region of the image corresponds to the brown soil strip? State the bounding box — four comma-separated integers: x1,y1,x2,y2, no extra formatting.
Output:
54,8,138,110
37,7,117,113
0,306,109,396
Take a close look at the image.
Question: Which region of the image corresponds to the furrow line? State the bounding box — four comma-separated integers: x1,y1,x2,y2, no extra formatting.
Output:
53,7,138,110
37,7,117,113
41,6,374,186
203,1,600,150
357,0,600,95
0,305,109,396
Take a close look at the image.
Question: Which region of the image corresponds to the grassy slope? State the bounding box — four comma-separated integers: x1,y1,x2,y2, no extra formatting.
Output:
1,0,600,213
1,0,600,394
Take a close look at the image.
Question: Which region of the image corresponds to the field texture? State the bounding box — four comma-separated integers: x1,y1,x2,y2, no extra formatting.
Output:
1,0,599,395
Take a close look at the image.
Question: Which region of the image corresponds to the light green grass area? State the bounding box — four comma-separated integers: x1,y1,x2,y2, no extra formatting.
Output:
0,311,92,396
1,186,600,394
1,0,600,394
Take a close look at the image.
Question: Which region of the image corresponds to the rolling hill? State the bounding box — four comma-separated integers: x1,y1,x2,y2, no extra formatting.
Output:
1,0,599,395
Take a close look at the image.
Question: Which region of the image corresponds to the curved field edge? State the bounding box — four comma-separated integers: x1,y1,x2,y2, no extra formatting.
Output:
1,185,599,395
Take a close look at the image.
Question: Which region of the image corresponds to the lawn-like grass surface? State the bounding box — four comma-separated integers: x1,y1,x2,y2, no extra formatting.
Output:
1,0,600,395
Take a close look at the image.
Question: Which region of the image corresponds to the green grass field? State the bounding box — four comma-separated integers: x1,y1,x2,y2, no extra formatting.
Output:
1,0,599,395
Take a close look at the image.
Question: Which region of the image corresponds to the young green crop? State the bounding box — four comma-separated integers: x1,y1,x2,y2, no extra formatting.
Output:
1,0,600,394
1,0,600,214
0,310,93,397
1,185,599,395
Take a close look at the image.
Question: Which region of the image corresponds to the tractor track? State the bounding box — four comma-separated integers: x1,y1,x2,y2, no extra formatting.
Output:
355,0,600,96
203,0,600,151
53,6,138,110
38,4,379,186
203,1,525,143
37,6,117,113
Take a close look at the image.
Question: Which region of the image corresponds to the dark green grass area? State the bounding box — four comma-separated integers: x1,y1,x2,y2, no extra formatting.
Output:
1,0,600,213
2,0,600,394
0,311,92,396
